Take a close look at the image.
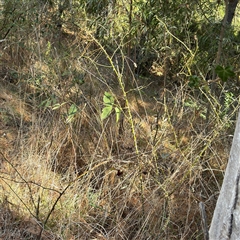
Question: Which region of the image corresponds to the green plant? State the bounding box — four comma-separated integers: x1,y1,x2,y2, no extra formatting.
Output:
101,91,121,122
188,75,201,88
215,65,235,82
66,103,78,123
40,98,79,123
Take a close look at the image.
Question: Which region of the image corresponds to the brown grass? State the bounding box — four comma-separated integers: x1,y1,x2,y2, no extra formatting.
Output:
0,20,238,240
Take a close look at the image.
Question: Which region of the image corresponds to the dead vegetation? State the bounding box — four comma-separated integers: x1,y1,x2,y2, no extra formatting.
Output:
0,7,239,240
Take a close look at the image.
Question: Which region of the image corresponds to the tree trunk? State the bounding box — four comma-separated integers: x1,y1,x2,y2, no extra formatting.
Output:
226,0,239,25
209,111,240,239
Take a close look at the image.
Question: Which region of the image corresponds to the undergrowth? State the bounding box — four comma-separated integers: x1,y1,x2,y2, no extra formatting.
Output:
0,1,239,239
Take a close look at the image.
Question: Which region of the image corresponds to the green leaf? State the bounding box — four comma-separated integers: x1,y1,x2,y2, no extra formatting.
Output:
73,78,85,85
68,104,78,115
215,65,235,82
52,102,66,110
103,92,114,105
66,104,78,123
52,103,62,110
39,98,51,108
188,75,200,88
115,107,121,123
101,105,113,120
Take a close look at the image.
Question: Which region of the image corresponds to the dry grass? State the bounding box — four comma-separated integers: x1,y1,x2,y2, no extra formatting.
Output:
0,19,239,240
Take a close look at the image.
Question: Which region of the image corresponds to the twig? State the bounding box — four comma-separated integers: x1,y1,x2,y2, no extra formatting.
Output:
199,201,209,240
